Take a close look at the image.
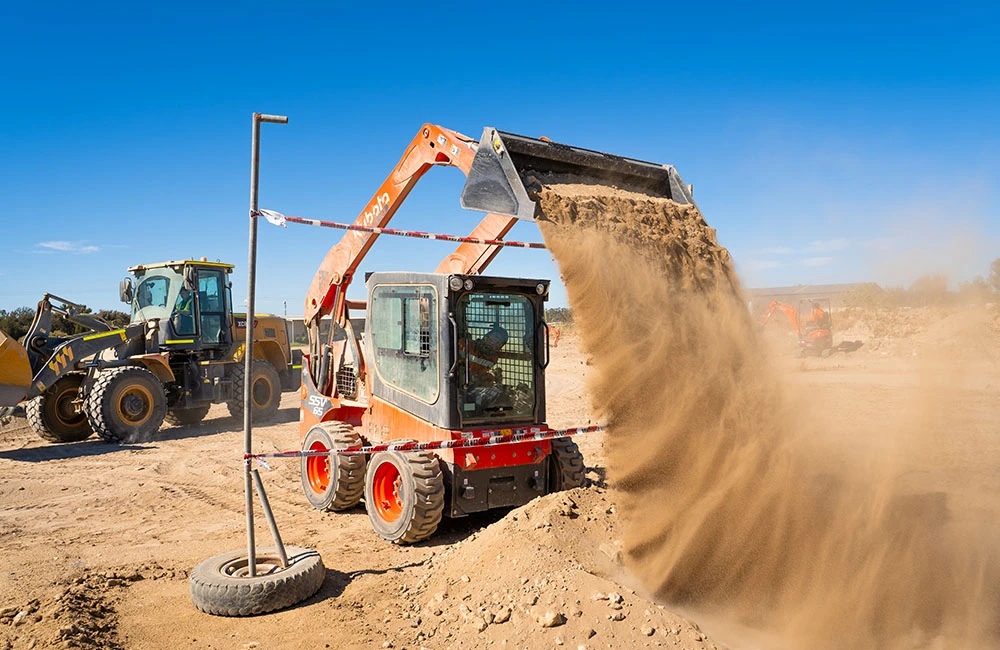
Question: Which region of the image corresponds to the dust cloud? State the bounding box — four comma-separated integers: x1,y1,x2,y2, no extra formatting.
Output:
534,182,999,649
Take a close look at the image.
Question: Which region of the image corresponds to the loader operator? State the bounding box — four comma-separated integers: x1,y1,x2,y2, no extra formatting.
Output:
172,286,196,335
460,325,509,408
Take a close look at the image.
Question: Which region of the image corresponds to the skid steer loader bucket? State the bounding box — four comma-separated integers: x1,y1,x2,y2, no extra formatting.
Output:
0,330,32,406
460,127,695,220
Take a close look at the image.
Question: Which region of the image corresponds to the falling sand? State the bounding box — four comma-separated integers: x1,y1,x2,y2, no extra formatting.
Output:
534,182,1000,649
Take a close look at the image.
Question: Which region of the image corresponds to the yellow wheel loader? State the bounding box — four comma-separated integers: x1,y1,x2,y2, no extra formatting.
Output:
0,260,301,444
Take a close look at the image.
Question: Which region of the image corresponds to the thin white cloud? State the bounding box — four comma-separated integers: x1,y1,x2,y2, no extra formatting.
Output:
746,260,783,270
805,238,851,252
800,256,834,267
37,241,100,254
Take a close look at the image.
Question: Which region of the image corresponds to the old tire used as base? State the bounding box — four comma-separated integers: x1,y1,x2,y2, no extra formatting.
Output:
85,366,167,444
364,449,444,545
548,437,585,492
226,360,281,422
164,405,211,427
301,422,366,511
26,373,93,443
189,546,325,617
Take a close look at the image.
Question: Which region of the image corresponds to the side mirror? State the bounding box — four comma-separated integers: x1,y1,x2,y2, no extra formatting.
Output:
183,266,197,292
119,278,134,304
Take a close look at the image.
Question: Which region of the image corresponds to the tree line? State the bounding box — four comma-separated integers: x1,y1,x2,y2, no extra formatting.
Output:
843,259,1000,309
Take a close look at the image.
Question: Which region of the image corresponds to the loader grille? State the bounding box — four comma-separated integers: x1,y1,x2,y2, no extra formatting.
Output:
336,365,358,399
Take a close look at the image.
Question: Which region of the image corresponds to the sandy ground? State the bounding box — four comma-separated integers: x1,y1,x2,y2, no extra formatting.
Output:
1,311,998,649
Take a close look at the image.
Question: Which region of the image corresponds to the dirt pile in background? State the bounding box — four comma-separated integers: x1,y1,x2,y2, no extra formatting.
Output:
534,182,1000,649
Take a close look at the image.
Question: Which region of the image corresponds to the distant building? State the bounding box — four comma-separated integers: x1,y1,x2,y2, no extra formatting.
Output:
747,282,882,316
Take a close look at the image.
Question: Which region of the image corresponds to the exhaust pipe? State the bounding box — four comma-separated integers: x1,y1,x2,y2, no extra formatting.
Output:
460,127,695,220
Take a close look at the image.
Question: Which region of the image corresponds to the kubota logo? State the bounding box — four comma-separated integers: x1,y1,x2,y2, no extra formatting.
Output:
361,192,391,226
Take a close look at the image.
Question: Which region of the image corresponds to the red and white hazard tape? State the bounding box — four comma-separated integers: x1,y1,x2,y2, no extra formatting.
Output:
254,209,546,249
245,424,603,469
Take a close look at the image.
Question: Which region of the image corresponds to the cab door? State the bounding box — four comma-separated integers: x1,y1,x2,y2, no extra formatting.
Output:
196,268,229,347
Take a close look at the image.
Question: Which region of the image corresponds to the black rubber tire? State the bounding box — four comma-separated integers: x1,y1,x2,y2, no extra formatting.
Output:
364,449,444,545
548,437,585,492
26,374,93,443
85,366,166,444
164,405,211,427
226,360,281,421
189,546,325,617
300,422,366,511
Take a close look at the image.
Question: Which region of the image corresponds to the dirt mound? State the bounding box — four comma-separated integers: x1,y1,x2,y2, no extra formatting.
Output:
534,182,1000,649
380,487,721,649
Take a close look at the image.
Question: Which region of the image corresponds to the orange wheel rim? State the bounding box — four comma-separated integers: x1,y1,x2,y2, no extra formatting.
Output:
306,440,331,494
373,461,403,523
116,384,153,426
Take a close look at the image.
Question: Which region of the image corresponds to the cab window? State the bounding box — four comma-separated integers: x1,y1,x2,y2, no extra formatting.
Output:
370,285,438,403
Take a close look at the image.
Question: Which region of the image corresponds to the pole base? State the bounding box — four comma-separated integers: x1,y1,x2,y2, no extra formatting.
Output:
189,546,324,616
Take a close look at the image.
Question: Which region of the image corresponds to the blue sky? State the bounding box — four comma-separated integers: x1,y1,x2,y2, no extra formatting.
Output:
2,1,997,313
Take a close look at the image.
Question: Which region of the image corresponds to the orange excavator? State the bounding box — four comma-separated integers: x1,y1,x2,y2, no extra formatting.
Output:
296,124,697,543
760,298,837,356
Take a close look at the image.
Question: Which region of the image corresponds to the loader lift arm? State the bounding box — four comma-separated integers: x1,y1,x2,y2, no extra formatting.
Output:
302,124,521,374
302,123,694,394
0,294,145,409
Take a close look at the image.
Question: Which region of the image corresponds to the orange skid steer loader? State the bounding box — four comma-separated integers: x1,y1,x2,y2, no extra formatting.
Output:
297,124,696,543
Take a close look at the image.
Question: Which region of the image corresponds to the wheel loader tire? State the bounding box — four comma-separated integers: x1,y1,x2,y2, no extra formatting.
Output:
226,361,281,422
364,449,444,545
189,546,325,617
164,405,211,427
300,422,366,511
548,437,585,492
85,366,166,444
25,374,92,443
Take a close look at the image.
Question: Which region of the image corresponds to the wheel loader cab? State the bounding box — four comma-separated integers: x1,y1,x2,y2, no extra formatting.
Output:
364,272,548,430
125,261,235,351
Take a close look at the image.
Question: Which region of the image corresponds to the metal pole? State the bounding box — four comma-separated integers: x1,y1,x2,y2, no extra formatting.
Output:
252,468,289,568
246,112,288,577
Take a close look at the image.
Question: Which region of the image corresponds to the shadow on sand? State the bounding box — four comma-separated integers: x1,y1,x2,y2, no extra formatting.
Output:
0,406,299,463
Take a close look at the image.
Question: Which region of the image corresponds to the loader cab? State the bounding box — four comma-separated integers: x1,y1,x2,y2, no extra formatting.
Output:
123,260,235,350
364,272,549,431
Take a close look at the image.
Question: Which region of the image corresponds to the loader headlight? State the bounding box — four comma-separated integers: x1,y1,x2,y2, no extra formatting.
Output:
536,283,546,295
449,277,463,291
464,279,474,291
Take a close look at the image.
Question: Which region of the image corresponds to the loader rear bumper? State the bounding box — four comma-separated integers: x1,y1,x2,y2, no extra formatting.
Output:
441,458,549,518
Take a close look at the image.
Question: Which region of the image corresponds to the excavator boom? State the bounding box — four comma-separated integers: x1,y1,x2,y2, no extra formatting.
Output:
761,300,802,337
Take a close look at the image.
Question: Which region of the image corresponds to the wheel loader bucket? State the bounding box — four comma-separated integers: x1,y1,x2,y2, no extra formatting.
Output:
0,329,31,406
460,127,695,220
